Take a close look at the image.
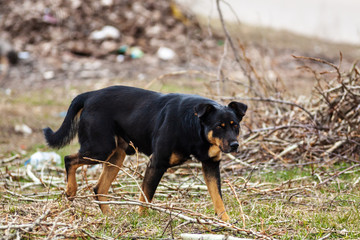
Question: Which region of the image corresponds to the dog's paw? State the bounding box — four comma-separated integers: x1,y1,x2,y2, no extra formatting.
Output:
100,205,113,216
138,206,149,215
219,212,230,222
65,189,76,201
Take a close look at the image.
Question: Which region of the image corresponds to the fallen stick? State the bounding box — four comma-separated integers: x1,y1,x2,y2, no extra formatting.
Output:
93,199,276,240
181,233,252,240
225,154,253,168
26,165,41,184
322,140,346,156
275,141,303,160
0,154,20,165
1,209,51,232
220,96,317,124
317,164,360,187
0,221,68,230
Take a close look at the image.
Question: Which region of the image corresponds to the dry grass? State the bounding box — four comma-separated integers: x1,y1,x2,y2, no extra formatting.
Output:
1,2,359,238
1,44,360,239
2,150,360,239
1,54,359,239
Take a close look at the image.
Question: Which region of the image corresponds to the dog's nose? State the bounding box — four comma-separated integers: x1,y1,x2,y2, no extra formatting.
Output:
229,141,239,152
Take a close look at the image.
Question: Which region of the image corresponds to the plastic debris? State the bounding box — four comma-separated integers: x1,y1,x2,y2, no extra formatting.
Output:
90,25,120,40
116,54,125,62
14,124,32,135
5,88,12,96
25,151,61,170
157,47,176,60
101,0,113,6
43,9,58,24
118,45,128,54
18,51,30,60
43,71,55,80
130,47,144,59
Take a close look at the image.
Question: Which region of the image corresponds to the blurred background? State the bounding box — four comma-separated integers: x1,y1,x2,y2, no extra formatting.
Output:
178,0,360,45
0,0,359,159
1,1,360,239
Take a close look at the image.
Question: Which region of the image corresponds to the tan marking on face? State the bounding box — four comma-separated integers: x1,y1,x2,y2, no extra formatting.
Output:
203,175,230,221
230,121,234,125
207,130,222,147
221,123,225,127
208,145,221,161
169,152,183,165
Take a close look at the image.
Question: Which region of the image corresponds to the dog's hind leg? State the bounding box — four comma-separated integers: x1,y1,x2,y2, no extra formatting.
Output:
93,148,126,215
65,153,99,200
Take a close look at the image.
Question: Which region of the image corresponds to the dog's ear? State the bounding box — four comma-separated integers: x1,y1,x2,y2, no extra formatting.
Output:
228,101,247,120
194,103,215,120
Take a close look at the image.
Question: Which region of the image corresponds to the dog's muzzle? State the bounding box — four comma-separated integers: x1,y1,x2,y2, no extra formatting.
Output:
229,141,239,152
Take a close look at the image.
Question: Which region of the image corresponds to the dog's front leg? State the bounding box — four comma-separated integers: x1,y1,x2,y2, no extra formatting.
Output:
138,165,167,214
201,160,230,221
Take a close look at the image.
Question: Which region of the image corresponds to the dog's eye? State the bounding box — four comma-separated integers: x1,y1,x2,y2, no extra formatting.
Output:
230,121,238,128
216,123,225,129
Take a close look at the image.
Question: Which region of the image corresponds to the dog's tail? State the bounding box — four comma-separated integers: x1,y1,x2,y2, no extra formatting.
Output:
43,93,89,149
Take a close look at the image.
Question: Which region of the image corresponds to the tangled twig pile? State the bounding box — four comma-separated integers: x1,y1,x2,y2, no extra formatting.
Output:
308,56,360,157
228,56,359,168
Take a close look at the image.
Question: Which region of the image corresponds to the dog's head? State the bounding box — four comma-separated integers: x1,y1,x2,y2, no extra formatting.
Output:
195,101,247,153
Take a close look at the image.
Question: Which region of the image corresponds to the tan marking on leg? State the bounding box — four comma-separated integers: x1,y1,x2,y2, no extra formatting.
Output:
116,136,129,150
138,180,154,215
138,170,152,214
94,148,126,215
138,193,147,214
65,153,82,200
203,175,230,221
169,152,183,166
208,145,222,161
0,56,9,80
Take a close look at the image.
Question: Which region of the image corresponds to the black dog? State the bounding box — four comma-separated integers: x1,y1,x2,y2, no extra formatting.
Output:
44,85,247,221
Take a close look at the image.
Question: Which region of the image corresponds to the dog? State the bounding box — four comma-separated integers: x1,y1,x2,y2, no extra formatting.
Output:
44,85,247,221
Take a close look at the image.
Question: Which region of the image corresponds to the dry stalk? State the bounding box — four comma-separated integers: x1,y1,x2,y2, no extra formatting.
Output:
93,198,277,240
316,164,360,187
215,0,254,90
220,96,318,125
224,180,246,228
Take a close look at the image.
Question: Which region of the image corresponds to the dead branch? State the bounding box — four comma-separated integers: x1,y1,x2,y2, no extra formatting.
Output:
215,0,255,90
93,198,276,240
316,164,360,187
220,96,317,124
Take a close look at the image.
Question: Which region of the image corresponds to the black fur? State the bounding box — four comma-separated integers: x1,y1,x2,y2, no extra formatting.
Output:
43,93,89,149
44,85,247,219
7,50,18,65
